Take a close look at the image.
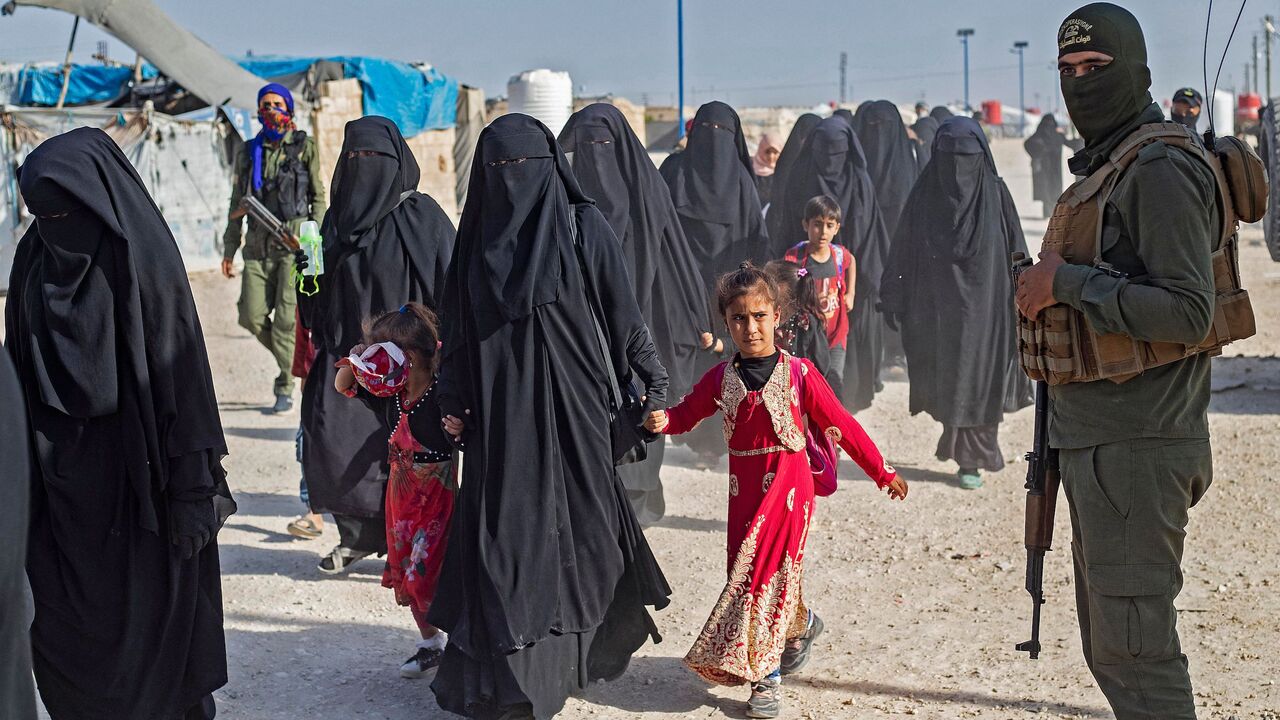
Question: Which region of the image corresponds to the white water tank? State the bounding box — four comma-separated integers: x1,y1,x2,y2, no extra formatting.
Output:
507,69,573,136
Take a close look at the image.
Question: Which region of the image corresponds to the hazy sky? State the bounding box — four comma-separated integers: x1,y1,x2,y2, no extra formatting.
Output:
0,1,1263,111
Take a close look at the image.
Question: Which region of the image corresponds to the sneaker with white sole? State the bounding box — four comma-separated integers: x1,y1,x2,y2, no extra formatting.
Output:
746,674,781,719
399,644,444,679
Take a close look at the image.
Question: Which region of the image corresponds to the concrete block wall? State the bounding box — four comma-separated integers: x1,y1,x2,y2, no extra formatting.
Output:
311,78,459,221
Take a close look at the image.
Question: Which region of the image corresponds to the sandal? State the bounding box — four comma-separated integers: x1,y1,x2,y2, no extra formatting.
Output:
287,516,323,539
317,546,371,575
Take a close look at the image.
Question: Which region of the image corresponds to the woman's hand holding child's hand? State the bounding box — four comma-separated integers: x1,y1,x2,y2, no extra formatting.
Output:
643,410,669,433
885,476,908,501
442,414,466,440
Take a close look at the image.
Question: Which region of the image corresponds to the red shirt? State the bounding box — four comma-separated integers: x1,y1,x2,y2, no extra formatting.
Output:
784,243,850,349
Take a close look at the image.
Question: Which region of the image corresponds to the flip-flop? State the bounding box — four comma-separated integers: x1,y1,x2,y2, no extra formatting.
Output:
287,516,323,539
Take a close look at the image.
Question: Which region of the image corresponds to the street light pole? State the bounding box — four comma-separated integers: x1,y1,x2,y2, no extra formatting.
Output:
677,0,686,140
1013,41,1029,135
958,28,975,112
1266,16,1275,101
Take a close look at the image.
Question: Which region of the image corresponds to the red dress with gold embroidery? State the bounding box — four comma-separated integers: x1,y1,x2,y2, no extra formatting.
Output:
663,351,897,686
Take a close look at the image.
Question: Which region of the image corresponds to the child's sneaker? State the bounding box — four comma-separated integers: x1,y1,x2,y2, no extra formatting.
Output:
399,633,447,679
780,612,825,675
746,674,781,719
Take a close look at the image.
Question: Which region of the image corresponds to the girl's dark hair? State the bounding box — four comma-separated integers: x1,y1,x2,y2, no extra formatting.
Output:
765,260,823,321
804,194,842,224
715,261,781,316
364,302,440,369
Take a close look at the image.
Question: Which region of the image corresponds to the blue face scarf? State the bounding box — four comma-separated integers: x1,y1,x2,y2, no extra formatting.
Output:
250,83,296,193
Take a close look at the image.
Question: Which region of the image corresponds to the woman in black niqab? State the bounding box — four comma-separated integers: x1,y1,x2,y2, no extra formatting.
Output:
776,115,892,412
1023,114,1072,218
765,112,821,248
429,113,671,720
560,102,711,525
659,100,769,281
299,115,455,563
6,127,233,720
658,100,768,464
930,105,955,122
879,117,1031,485
851,99,920,238
910,115,941,172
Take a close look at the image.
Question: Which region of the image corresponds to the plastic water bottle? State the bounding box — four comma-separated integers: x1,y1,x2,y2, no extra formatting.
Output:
298,221,324,277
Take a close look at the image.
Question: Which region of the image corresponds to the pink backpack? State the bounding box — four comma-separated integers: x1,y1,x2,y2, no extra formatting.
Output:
788,356,839,497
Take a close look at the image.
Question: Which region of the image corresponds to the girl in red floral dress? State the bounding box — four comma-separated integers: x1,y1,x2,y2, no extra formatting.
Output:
335,303,455,680
646,264,908,719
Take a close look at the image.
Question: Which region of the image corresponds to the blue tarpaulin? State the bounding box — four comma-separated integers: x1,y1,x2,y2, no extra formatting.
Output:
13,63,158,105
236,56,458,136
9,55,458,136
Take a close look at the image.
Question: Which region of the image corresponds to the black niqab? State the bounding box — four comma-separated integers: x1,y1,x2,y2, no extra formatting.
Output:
852,100,920,237
661,101,769,278
560,103,710,398
880,117,1030,427
1024,114,1070,203
911,116,941,171
930,106,955,122
431,113,670,719
777,115,892,411
6,127,232,719
766,112,821,245
300,115,455,520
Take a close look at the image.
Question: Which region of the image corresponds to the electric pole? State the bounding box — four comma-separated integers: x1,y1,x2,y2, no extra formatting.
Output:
677,0,686,139
1266,16,1275,101
839,51,848,104
958,28,975,112
1013,41,1029,134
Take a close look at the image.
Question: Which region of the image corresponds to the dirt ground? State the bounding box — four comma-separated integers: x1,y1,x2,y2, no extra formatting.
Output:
88,138,1280,719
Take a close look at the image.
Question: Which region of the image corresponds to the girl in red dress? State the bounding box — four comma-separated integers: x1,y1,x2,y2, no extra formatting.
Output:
646,264,908,719
335,304,455,680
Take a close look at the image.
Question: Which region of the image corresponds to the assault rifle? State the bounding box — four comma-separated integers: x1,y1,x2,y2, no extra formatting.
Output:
1012,251,1060,660
229,195,299,251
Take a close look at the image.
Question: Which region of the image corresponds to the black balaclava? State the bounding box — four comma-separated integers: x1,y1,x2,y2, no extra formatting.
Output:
1058,3,1155,146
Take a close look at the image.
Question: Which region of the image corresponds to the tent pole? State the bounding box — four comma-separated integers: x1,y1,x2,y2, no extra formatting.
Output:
55,16,81,109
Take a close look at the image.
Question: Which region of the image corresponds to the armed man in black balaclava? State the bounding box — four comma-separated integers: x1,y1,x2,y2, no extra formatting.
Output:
1015,4,1219,718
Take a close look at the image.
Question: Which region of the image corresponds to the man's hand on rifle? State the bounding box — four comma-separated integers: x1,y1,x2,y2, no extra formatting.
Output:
220,258,236,279
1015,251,1064,320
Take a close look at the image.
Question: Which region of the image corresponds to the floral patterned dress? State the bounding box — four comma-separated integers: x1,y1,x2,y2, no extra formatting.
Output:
382,389,455,614
663,351,897,685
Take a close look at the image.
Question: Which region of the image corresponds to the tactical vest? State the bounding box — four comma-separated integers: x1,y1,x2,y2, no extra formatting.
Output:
253,131,312,222
1017,122,1259,385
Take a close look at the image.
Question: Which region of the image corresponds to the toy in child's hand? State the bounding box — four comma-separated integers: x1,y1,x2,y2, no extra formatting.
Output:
339,342,408,397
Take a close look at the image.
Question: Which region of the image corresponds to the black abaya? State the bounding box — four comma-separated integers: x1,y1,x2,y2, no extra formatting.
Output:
853,100,920,237
911,116,940,172
0,349,36,720
659,101,768,459
766,112,821,248
1024,114,1070,209
429,114,671,720
661,101,769,282
776,115,892,412
6,127,233,720
560,103,710,524
880,117,1030,468
298,116,455,549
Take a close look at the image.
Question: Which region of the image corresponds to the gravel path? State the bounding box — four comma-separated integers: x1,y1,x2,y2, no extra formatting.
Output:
163,138,1280,719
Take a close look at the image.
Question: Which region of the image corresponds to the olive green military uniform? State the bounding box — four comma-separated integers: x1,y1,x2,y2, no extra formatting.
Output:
223,131,327,397
1049,103,1218,719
